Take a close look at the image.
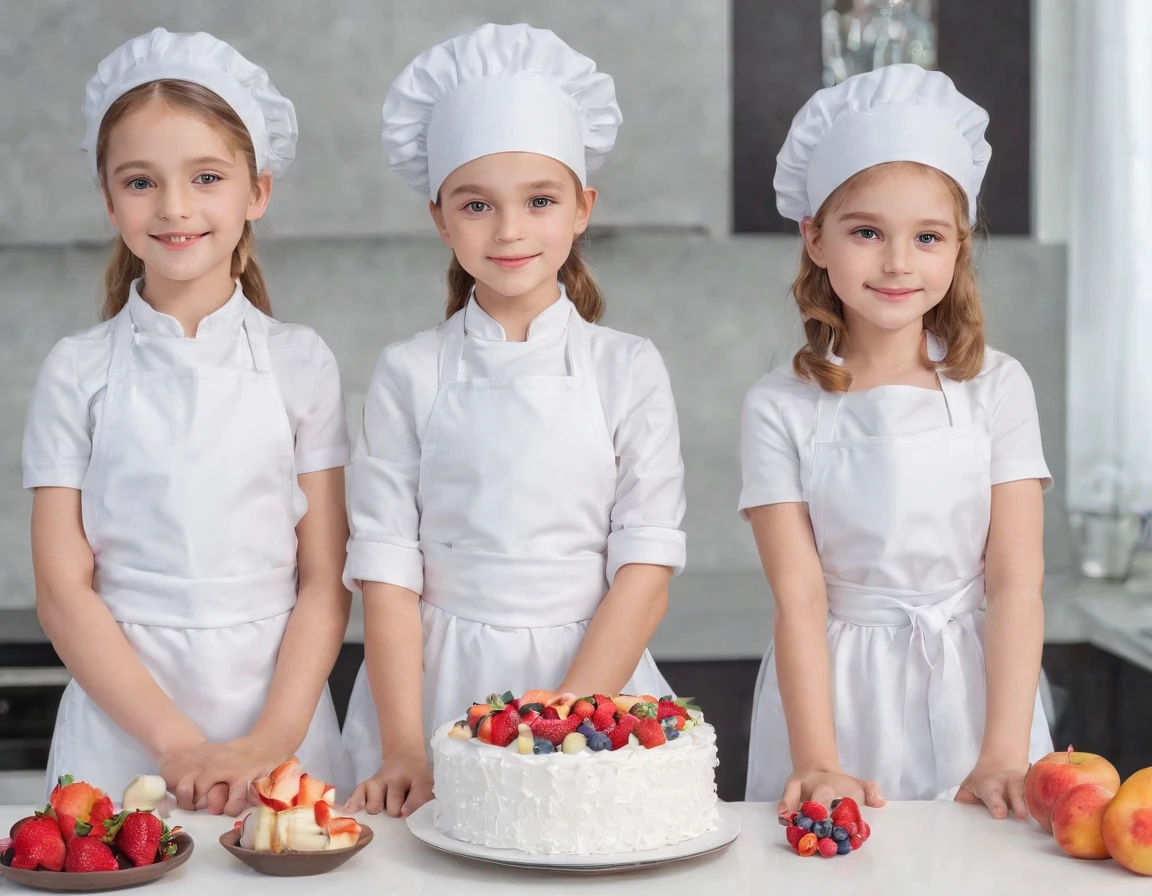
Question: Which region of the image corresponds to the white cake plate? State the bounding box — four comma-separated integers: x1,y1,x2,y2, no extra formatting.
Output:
405,801,741,873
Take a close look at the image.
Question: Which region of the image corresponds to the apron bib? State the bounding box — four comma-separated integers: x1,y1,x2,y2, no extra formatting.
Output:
47,298,352,801
343,302,670,780
746,370,1051,801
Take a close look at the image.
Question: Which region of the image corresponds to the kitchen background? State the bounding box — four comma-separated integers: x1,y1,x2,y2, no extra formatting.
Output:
2,0,1150,804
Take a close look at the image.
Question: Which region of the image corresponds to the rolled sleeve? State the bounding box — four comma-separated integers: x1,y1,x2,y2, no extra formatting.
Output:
606,339,687,583
295,337,351,474
22,340,91,490
343,345,425,593
738,377,804,517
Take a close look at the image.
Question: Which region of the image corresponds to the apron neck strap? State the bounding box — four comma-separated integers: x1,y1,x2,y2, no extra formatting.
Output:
108,307,135,375
439,300,586,385
815,367,973,442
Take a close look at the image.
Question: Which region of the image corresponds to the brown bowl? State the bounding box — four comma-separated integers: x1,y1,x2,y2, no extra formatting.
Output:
218,825,373,876
0,832,193,892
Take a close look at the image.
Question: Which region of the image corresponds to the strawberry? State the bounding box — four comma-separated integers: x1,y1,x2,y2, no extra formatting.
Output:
64,835,119,872
10,815,65,871
657,700,689,722
841,820,859,838
785,825,805,848
489,706,521,748
859,820,871,842
571,698,596,720
800,800,828,822
830,796,861,826
816,836,838,858
634,717,667,749
105,810,175,867
528,713,581,746
518,709,540,726
593,694,614,709
606,713,640,750
541,706,560,721
49,776,111,843
591,702,617,732
630,702,658,719
849,834,864,851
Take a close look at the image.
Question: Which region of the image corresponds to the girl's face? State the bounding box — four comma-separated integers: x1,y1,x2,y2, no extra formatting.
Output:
803,163,963,338
431,153,596,304
103,98,270,294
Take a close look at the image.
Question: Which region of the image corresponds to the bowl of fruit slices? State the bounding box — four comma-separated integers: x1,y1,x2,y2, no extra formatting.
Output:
0,774,193,892
780,798,872,859
218,757,372,877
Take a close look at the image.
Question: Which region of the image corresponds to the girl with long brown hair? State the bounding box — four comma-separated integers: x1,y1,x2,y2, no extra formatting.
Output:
741,66,1053,817
22,29,353,813
340,24,687,817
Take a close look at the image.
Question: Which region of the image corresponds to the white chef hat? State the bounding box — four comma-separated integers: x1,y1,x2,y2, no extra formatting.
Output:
775,64,990,224
381,22,622,199
80,28,297,181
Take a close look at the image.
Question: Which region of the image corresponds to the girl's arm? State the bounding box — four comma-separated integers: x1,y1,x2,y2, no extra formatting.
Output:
747,502,885,812
558,563,671,696
32,488,206,774
955,478,1044,819
342,581,432,817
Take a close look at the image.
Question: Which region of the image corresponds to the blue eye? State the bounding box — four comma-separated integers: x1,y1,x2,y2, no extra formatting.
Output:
917,232,941,244
194,173,221,185
128,178,151,191
853,227,878,240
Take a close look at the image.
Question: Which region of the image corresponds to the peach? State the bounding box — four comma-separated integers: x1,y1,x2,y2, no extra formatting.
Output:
1025,745,1121,833
1051,783,1113,859
1102,767,1152,875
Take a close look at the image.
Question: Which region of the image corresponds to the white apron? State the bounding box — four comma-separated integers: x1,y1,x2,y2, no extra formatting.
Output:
46,300,353,802
343,304,671,781
745,371,1052,801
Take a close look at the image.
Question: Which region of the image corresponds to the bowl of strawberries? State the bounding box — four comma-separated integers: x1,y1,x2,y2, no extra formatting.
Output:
0,774,192,892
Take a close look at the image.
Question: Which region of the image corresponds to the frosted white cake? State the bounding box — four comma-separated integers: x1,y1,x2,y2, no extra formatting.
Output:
430,702,719,855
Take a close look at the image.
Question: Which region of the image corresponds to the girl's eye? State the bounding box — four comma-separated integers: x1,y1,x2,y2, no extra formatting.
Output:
529,197,553,209
128,178,151,191
466,201,489,213
917,232,941,245
194,173,221,185
854,227,878,240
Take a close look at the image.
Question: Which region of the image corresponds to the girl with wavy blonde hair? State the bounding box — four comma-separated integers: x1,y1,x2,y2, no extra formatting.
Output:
740,65,1054,819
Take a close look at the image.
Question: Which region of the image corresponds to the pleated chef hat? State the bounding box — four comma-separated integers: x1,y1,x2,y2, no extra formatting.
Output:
81,28,297,181
381,22,622,198
775,64,990,224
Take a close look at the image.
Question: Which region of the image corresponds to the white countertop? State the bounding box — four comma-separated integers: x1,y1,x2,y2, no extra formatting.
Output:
3,802,1148,895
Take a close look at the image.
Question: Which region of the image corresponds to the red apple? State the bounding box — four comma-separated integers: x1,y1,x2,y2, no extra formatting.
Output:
1025,745,1121,833
1052,783,1113,859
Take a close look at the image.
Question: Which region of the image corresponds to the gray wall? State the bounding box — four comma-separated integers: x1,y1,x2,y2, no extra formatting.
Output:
0,0,729,243
0,235,1069,608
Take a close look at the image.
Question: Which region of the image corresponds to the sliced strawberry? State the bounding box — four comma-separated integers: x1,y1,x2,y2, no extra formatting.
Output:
528,713,581,746
606,713,640,750
542,706,560,721
314,799,332,826
295,774,327,807
591,702,618,732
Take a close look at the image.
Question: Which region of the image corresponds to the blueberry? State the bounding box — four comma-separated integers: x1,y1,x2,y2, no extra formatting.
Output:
813,819,833,838
836,838,852,855
576,722,596,739
664,727,679,741
795,814,814,831
532,738,555,754
587,732,612,751
830,798,842,810
831,826,848,841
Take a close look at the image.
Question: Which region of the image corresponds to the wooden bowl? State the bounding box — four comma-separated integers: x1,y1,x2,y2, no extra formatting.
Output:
218,825,373,876
0,832,193,892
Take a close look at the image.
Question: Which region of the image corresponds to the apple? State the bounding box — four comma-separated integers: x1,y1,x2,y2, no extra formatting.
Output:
1025,745,1121,833
1051,783,1113,859
1102,767,1152,875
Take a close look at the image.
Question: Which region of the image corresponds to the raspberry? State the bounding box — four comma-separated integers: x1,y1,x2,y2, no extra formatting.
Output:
797,833,818,857
786,825,805,848
860,820,871,842
816,836,839,857
800,800,828,822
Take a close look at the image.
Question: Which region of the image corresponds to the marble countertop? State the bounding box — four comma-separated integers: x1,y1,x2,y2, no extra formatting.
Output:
2,802,1148,895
